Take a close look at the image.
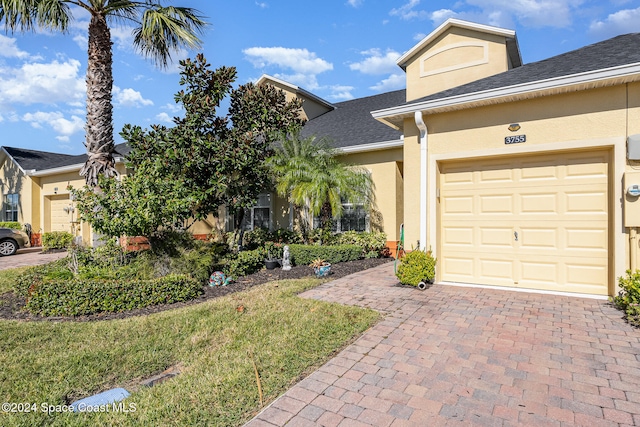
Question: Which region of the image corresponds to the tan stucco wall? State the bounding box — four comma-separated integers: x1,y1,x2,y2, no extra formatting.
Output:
405,27,511,101
0,159,34,226
338,147,403,241
263,79,332,121
402,83,640,290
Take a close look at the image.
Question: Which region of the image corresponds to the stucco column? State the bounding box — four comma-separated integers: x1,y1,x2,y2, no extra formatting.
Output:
414,111,428,250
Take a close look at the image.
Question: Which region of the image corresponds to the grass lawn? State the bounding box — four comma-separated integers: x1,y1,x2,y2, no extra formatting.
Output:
0,272,379,426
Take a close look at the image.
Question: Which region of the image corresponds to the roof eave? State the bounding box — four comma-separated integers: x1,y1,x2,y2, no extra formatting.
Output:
337,139,404,154
373,62,640,128
26,156,126,177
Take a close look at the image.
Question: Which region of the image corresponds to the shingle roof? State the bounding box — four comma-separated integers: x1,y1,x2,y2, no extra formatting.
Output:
2,143,131,172
301,89,405,148
405,32,640,106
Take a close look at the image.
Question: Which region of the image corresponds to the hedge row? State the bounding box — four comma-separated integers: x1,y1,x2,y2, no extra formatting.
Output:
0,221,21,229
25,274,202,317
288,244,362,266
42,231,74,250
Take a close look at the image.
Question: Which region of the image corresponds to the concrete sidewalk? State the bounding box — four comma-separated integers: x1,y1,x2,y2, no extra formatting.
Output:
0,248,67,271
246,262,640,426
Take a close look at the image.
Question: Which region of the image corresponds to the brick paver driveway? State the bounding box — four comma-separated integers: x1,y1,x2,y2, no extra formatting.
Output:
247,262,640,426
0,248,67,271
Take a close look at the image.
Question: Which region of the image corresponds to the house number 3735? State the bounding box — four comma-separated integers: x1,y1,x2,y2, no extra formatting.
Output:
505,135,526,144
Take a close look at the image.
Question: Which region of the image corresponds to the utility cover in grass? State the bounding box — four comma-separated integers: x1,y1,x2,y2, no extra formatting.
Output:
70,388,130,412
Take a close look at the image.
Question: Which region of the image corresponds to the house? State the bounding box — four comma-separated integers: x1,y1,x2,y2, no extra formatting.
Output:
0,144,129,246
2,18,639,297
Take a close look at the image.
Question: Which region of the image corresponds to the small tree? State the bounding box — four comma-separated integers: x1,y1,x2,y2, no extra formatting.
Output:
268,133,374,241
72,54,304,244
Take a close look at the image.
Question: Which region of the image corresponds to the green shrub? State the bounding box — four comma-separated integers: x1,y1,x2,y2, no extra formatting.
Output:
0,221,21,230
396,249,436,287
14,259,69,297
224,248,265,278
24,274,202,317
42,231,73,250
336,231,387,256
288,244,362,266
612,270,640,327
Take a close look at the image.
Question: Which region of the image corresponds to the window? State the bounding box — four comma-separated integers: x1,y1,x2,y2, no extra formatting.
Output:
313,199,368,233
3,193,18,222
339,202,368,232
226,193,272,231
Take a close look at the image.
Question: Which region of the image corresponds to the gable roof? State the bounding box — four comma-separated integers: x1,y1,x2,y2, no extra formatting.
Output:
1,144,130,175
374,32,640,128
397,18,522,70
301,89,405,152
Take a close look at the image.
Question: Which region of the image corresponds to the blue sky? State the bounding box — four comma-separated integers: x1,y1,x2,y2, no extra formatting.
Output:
1,0,639,154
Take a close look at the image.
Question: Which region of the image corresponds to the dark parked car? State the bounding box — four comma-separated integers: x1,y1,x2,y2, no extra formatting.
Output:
0,227,30,256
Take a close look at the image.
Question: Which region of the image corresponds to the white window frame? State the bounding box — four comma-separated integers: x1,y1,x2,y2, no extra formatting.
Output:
3,193,18,222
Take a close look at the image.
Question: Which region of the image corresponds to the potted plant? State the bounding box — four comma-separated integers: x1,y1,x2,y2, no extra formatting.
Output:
310,258,331,277
264,242,282,270
264,254,280,270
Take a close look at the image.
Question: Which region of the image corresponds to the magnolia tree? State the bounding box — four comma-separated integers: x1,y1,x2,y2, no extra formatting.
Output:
71,54,304,244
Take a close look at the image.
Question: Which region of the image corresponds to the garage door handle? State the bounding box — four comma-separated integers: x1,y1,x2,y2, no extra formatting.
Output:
514,231,518,241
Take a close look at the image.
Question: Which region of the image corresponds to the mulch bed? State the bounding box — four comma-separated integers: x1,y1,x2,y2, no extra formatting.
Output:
0,257,393,322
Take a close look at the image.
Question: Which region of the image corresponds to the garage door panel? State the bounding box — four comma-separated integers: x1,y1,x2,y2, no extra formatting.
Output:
479,258,515,284
479,195,514,214
521,193,557,214
442,257,475,280
50,197,71,232
442,196,474,214
442,226,474,246
479,167,514,183
565,190,608,214
480,227,513,247
440,150,609,295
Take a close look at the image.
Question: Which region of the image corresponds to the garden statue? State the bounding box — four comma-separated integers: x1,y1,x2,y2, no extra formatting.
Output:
209,271,233,286
282,245,292,271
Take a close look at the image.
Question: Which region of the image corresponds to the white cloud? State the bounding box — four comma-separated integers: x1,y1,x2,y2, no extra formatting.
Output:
243,47,333,75
327,85,355,101
392,0,585,28
430,8,457,24
349,49,401,75
390,0,429,20
347,0,364,7
22,111,84,138
163,103,183,114
155,112,173,123
370,74,406,92
465,0,584,28
0,35,29,59
113,87,154,107
255,1,268,8
590,7,640,38
0,59,85,106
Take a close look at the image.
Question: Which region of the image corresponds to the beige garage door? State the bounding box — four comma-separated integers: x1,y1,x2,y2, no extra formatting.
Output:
49,196,72,233
439,150,609,295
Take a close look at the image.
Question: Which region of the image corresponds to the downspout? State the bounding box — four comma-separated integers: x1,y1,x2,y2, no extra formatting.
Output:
414,111,428,250
631,228,638,272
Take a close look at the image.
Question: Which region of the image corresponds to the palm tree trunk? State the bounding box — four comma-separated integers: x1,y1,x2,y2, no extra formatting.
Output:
80,13,117,187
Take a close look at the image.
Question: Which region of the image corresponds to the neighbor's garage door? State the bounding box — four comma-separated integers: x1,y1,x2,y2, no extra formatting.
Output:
439,150,609,295
49,196,71,233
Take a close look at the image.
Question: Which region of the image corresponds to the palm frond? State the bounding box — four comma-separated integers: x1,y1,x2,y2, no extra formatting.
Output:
0,0,70,32
133,4,206,68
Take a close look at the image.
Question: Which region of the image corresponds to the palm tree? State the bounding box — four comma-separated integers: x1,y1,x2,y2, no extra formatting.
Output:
0,0,206,187
268,133,374,234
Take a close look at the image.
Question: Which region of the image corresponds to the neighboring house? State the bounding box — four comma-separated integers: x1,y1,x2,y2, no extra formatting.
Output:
0,144,129,246
2,18,640,297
